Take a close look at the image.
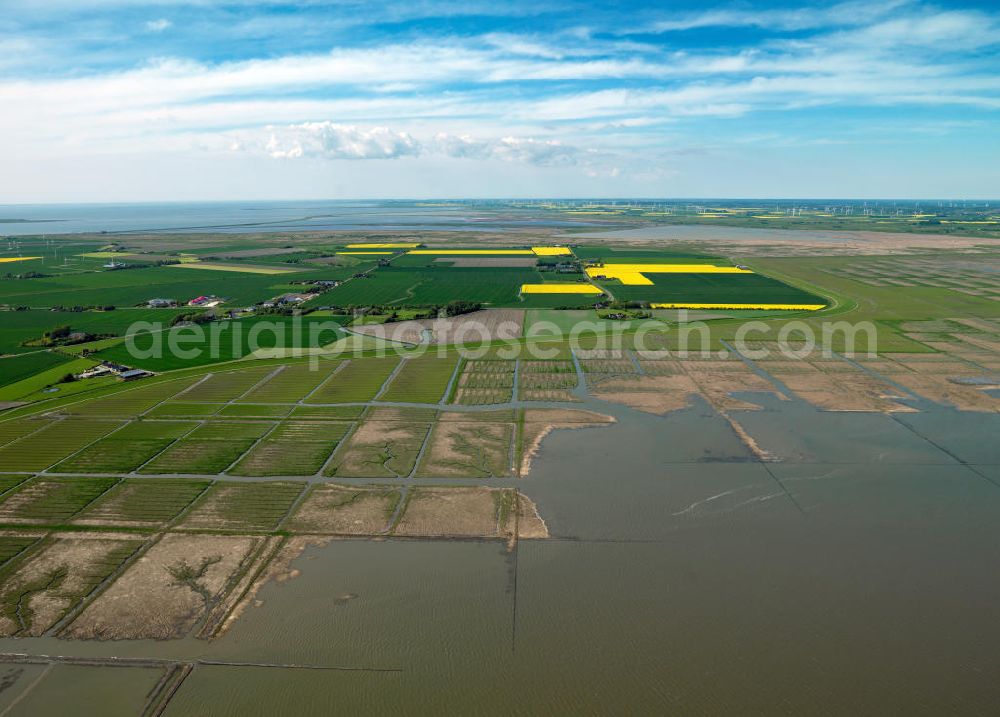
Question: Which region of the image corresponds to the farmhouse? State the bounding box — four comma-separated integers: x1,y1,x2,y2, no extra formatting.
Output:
188,295,224,308
77,365,115,379
147,298,176,308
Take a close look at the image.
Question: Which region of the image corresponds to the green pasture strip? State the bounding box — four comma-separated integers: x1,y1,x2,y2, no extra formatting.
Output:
73,477,211,525
0,419,125,472
598,272,823,305
238,362,343,402
0,355,325,422
95,315,346,371
0,264,341,310
224,419,355,475
146,401,222,417
138,439,257,475
0,476,120,524
0,308,192,356
305,356,400,403
0,419,52,448
176,365,276,401
185,421,275,440
0,534,40,568
63,376,202,416
216,403,293,418
0,351,71,389
289,405,365,420
321,267,540,307
378,354,458,403
0,357,98,402
176,480,306,531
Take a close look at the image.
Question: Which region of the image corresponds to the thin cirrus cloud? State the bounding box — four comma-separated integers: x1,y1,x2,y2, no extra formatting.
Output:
144,18,172,33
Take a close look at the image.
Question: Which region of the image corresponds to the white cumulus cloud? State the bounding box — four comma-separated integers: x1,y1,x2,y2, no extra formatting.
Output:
433,133,582,165
260,122,420,160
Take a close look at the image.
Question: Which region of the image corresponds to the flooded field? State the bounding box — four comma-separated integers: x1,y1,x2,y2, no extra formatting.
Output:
2,384,1000,714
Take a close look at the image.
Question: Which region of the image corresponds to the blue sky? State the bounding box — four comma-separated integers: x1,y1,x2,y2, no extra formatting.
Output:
1,0,998,201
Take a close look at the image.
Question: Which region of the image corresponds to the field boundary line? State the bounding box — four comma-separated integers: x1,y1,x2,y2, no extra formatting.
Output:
626,348,645,375
144,662,194,717
0,661,52,717
719,339,796,400
315,419,363,478
569,349,587,397
271,483,312,531
168,373,214,402
405,421,436,479
372,357,407,401
63,476,127,522
440,356,465,405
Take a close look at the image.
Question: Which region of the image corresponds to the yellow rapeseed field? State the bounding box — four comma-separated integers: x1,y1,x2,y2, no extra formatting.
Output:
336,251,393,255
650,303,825,310
520,284,603,294
0,256,42,263
531,247,573,256
586,264,752,285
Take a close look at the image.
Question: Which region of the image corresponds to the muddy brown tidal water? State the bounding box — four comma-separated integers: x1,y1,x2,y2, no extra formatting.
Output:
2,394,1000,715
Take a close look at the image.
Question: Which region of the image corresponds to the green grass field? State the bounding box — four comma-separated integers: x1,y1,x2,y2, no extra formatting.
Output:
0,351,71,388
0,263,347,309
322,267,539,306
0,357,99,402
596,271,824,304
95,316,346,371
238,362,343,402
137,421,274,474
289,405,365,420
0,419,52,448
177,481,305,530
0,419,125,472
0,476,120,524
173,366,276,401
0,535,39,568
52,421,198,473
74,478,210,525
305,357,400,403
146,402,222,418
0,308,193,356
228,421,352,476
378,355,458,402
216,403,293,418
